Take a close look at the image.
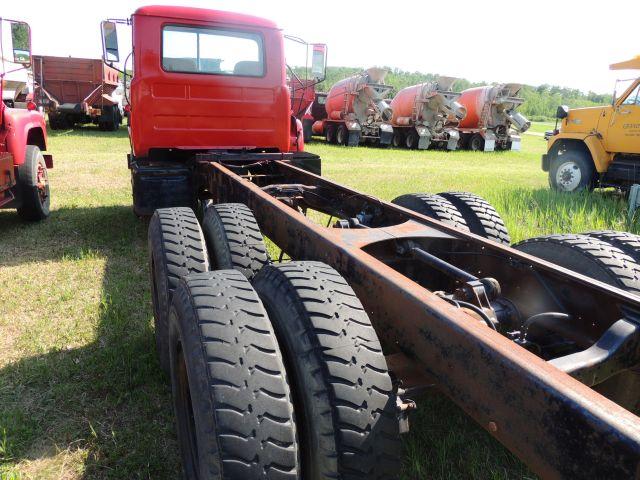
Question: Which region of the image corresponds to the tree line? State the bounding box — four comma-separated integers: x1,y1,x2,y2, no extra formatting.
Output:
294,66,611,122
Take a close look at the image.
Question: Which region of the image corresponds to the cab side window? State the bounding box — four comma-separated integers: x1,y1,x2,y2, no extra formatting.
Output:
162,25,264,77
622,85,640,106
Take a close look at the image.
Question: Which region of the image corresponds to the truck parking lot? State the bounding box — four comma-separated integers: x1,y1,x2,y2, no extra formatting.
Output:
0,126,632,479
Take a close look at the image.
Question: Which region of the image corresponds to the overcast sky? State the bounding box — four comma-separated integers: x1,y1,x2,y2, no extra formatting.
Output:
3,0,639,94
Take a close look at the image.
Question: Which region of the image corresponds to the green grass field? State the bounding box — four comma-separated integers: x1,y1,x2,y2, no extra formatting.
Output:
0,124,635,479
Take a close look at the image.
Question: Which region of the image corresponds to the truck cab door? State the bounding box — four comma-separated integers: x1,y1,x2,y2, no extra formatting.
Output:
604,83,640,154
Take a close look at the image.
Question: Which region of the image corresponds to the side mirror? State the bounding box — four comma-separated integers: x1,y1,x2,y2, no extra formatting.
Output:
311,44,327,82
556,105,569,119
10,21,31,66
101,21,119,63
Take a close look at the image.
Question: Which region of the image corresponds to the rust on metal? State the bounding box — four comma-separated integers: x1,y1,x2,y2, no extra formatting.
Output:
194,155,640,479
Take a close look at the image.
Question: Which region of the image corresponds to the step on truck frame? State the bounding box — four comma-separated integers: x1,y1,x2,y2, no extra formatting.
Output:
169,151,640,478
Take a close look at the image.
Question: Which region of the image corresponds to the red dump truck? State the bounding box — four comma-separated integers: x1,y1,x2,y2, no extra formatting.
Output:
390,77,467,150
457,84,530,151
34,55,122,130
1,19,52,221
102,6,640,480
313,67,394,146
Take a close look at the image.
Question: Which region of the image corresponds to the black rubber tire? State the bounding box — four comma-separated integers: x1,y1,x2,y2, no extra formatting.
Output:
548,149,595,193
148,207,210,373
438,191,510,244
253,261,401,480
202,203,269,281
583,231,640,264
392,193,469,231
513,234,640,296
391,130,404,148
48,114,68,130
336,124,348,145
325,124,336,144
405,129,419,149
17,145,51,221
169,270,299,479
101,105,119,132
469,133,485,151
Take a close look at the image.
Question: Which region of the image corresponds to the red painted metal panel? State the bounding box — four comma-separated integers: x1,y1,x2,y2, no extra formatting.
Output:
130,12,290,157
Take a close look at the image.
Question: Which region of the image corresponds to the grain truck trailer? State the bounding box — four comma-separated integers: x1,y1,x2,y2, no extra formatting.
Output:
34,55,122,130
1,18,52,221
457,84,531,151
315,68,394,146
103,6,640,479
390,77,467,150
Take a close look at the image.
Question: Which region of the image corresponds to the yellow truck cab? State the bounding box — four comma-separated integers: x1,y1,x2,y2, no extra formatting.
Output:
543,55,640,192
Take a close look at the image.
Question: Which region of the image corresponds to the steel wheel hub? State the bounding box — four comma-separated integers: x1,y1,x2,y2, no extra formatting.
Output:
556,161,581,191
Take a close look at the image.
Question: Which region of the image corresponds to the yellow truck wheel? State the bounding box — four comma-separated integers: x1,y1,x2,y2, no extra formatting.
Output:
549,150,595,192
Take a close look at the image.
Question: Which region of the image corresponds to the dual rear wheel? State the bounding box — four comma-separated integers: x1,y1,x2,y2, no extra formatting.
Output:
149,204,401,479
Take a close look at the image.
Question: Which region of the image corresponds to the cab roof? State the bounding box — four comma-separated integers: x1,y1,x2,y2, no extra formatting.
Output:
610,55,640,70
134,5,279,30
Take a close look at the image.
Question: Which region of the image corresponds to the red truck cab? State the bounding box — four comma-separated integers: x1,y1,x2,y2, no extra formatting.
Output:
101,6,325,215
1,19,52,220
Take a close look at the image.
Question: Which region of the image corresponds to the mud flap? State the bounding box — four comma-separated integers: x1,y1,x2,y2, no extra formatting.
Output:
379,124,393,146
417,127,432,150
483,131,496,152
347,127,361,147
510,135,522,151
446,130,460,151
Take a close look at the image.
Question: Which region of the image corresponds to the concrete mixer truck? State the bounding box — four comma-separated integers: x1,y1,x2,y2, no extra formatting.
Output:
457,84,530,151
313,67,394,146
390,77,466,150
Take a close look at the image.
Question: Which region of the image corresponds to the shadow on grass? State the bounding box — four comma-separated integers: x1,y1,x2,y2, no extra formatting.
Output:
0,206,180,479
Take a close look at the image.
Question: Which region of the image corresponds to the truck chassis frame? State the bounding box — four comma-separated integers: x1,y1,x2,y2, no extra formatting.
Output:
186,154,640,478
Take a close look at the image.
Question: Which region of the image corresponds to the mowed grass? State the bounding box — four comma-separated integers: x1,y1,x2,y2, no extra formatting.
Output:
0,124,636,479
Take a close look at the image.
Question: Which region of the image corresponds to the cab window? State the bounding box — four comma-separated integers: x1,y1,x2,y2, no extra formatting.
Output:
162,25,264,77
622,84,640,105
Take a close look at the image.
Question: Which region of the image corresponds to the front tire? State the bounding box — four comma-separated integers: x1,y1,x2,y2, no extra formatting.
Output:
549,150,595,192
17,145,51,221
169,270,300,479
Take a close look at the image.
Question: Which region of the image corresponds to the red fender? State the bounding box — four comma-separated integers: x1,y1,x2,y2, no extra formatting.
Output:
2,108,49,167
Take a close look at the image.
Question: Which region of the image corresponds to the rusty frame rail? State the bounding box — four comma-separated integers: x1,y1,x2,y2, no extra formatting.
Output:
196,156,640,479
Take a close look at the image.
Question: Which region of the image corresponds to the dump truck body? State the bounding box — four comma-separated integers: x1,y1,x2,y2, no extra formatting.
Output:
544,55,640,192
457,84,530,151
390,77,466,150
34,55,121,130
319,68,394,146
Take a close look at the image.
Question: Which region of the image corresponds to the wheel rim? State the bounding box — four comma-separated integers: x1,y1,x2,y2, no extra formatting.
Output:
174,343,200,479
36,162,49,205
555,161,582,191
471,136,481,151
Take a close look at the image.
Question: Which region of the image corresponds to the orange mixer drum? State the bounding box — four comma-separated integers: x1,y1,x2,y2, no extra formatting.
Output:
325,76,356,120
390,84,424,123
457,86,494,129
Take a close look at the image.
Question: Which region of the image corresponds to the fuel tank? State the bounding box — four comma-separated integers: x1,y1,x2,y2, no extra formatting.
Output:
391,77,466,128
325,67,393,125
458,84,530,133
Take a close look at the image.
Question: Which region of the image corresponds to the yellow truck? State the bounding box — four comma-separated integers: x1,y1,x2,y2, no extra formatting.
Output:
543,55,640,191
